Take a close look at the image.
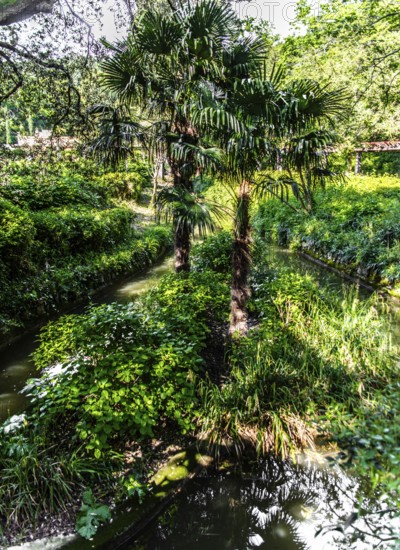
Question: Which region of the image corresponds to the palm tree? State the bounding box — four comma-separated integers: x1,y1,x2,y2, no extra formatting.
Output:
200,74,346,334
156,185,226,271
86,104,145,170
98,0,242,272
257,80,347,214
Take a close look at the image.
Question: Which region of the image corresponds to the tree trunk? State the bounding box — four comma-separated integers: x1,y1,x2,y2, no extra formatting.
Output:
167,122,198,273
169,165,193,273
229,179,251,336
175,222,191,273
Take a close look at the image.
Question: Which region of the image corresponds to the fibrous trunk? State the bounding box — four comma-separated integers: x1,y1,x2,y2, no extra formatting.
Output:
169,124,197,273
171,167,192,273
174,221,191,273
229,179,251,336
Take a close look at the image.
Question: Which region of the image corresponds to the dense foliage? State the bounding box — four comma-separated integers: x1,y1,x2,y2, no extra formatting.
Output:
1,0,400,545
254,175,400,293
29,271,229,455
196,235,398,455
279,0,400,146
0,269,229,536
1,230,399,543
0,156,166,339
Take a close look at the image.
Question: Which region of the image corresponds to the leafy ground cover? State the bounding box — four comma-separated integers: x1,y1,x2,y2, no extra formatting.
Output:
0,269,229,544
1,232,398,546
0,156,172,340
254,175,400,294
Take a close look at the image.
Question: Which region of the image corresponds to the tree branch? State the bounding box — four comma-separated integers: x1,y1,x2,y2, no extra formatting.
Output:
0,51,23,101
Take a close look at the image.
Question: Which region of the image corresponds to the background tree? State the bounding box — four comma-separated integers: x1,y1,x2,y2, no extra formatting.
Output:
0,0,56,25
278,0,400,153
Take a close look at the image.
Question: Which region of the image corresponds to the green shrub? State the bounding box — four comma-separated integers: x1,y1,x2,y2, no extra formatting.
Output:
0,268,228,538
192,231,233,273
0,199,36,272
31,207,136,258
0,156,161,339
25,271,229,457
0,417,114,531
93,160,151,201
0,176,105,211
254,175,400,286
0,226,172,335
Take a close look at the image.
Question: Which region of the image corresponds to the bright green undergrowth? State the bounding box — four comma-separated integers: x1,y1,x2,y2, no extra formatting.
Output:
195,234,400,502
1,232,399,541
0,157,159,338
254,175,400,288
200,251,398,458
0,270,229,537
0,225,172,335
29,271,229,455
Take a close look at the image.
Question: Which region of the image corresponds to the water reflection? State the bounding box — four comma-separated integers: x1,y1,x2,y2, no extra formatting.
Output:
113,257,175,302
132,457,397,549
0,334,37,421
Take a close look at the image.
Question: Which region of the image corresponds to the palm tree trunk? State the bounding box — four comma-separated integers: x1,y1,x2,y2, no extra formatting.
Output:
170,164,192,272
229,179,251,336
168,124,197,273
175,221,191,272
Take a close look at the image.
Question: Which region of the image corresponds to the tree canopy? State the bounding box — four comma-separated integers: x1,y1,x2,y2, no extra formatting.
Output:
0,0,56,25
278,0,400,143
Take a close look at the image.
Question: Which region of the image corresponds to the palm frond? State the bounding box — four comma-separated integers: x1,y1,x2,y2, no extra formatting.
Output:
282,80,349,129
100,47,145,102
136,11,184,55
183,0,238,42
171,141,226,173
86,105,146,168
283,129,337,169
222,34,266,79
156,185,227,235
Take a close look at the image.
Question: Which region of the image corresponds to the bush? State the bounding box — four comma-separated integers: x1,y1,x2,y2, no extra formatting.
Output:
0,226,172,335
254,175,400,286
192,231,233,273
0,176,105,210
94,158,151,201
0,419,113,531
31,207,136,259
24,271,229,457
0,156,160,340
0,199,36,273
0,268,228,539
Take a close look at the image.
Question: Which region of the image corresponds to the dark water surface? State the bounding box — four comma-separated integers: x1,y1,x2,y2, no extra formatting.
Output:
131,456,398,550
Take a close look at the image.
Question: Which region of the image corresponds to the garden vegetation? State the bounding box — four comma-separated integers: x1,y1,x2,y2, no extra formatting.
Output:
0,155,171,342
0,0,400,546
255,175,400,294
1,233,399,544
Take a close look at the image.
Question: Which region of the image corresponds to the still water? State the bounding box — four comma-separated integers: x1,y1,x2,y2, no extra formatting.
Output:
131,456,398,550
